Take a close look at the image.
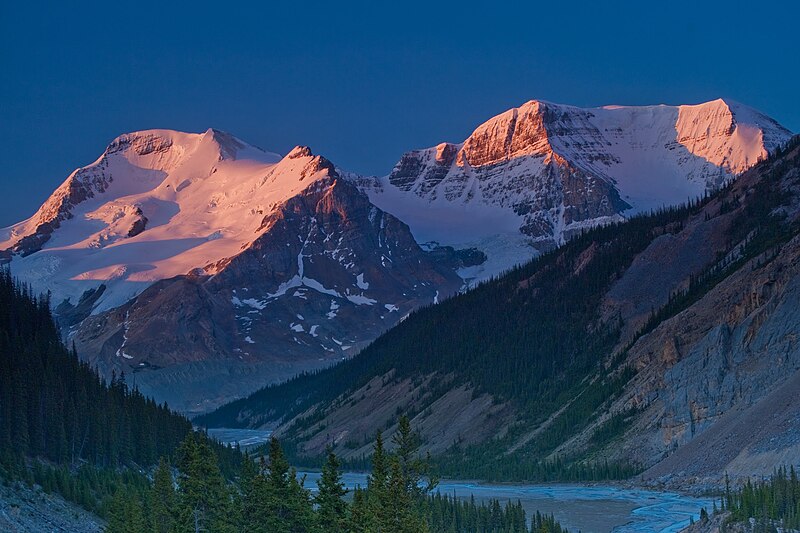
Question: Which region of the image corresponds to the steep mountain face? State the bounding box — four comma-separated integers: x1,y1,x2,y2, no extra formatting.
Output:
1,130,463,413
73,170,463,413
202,137,800,486
602,156,800,485
359,99,791,280
1,128,287,313
2,99,791,414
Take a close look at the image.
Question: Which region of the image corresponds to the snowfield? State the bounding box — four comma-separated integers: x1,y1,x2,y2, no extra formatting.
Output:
1,130,337,312
353,98,792,281
1,99,792,317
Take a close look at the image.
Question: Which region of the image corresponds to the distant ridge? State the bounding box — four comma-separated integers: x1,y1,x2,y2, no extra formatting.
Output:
1,99,792,413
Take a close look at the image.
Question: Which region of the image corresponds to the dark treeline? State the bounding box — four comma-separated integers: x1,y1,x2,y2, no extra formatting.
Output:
433,453,641,484
296,446,640,485
423,495,568,533
108,416,569,533
0,270,191,470
712,467,800,530
0,270,240,516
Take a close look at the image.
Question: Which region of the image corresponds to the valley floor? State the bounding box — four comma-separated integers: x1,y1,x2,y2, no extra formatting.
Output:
298,471,714,533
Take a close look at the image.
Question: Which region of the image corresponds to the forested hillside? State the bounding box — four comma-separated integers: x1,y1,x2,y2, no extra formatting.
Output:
200,136,800,483
0,269,571,532
198,185,711,479
0,270,195,469
0,270,242,518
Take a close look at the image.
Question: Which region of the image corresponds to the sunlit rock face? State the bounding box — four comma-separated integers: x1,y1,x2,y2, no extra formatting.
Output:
256,138,800,486
365,99,791,263
0,99,790,413
0,129,464,413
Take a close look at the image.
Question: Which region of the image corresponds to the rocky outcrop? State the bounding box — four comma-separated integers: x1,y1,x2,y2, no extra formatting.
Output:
366,99,791,255
1,159,113,258
228,136,800,483
609,231,800,481
0,481,103,533
587,140,800,483
73,172,463,414
126,207,148,237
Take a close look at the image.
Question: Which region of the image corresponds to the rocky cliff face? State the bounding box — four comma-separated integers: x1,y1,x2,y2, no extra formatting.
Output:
3,156,114,258
1,100,792,415
360,99,791,272
219,137,800,485
600,151,800,483
69,161,463,413
563,138,800,484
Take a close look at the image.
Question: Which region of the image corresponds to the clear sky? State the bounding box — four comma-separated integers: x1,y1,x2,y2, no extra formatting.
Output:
1,0,797,227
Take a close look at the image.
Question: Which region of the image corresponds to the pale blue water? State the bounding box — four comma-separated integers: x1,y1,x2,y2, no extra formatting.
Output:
300,472,714,533
207,429,713,533
206,427,273,448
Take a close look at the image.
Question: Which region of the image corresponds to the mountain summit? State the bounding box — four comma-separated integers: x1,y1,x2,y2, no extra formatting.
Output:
0,129,342,312
202,135,800,487
358,98,791,280
2,129,465,412
1,99,792,412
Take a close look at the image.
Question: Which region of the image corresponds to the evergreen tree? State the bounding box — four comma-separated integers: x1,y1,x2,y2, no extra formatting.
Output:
349,488,371,533
316,447,349,533
259,437,316,533
235,453,262,531
386,456,428,532
150,458,175,533
238,458,272,532
106,487,147,533
175,432,235,533
366,430,390,530
393,415,437,498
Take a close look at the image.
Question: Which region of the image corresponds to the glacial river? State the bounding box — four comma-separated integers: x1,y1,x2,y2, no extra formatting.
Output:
301,472,713,533
208,428,712,533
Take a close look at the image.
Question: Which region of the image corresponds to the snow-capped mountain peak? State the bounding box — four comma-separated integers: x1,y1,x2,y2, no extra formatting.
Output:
0,101,792,412
355,98,792,282
0,130,341,313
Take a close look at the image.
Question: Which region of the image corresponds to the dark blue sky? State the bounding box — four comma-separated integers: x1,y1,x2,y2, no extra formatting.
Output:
1,0,797,226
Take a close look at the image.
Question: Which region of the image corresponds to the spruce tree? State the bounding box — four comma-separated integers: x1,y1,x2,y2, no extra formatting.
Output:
349,487,370,533
393,415,437,498
386,456,428,533
175,432,235,533
367,430,390,529
105,487,147,533
261,436,316,533
239,458,273,533
150,458,175,533
266,436,290,491
315,448,349,533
